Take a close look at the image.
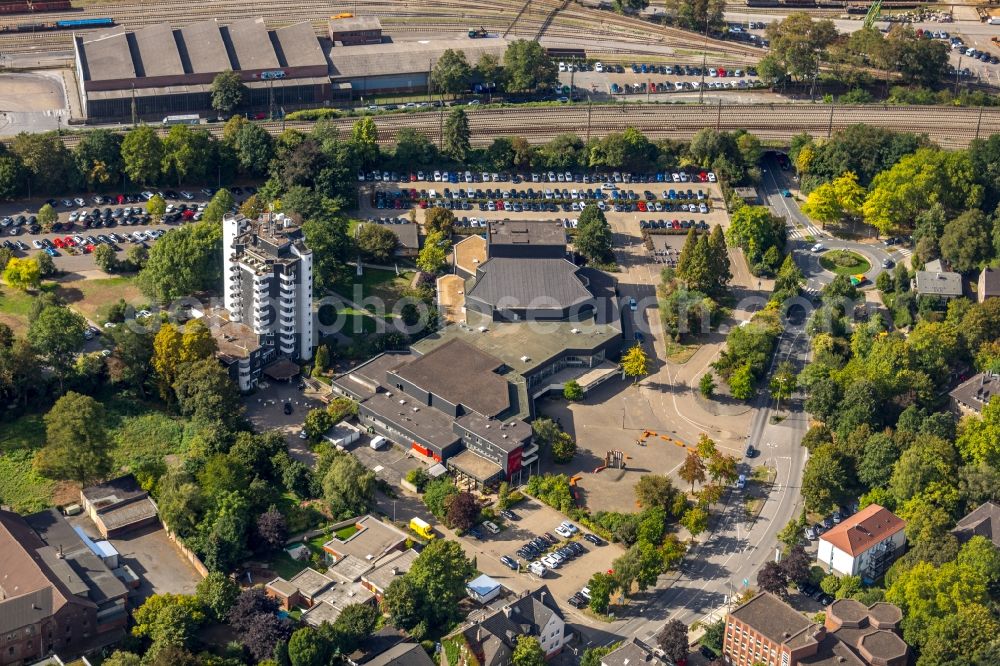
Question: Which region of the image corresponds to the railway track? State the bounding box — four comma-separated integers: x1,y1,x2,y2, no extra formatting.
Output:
45,103,1000,151
0,0,760,60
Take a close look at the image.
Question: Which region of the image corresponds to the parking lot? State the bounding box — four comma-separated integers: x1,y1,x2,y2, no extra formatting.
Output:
363,169,728,234
453,495,624,620
242,380,326,466
558,60,763,100
68,514,202,602
0,186,255,272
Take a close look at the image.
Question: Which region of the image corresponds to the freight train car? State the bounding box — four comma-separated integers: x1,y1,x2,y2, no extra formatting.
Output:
0,16,113,32
0,0,71,15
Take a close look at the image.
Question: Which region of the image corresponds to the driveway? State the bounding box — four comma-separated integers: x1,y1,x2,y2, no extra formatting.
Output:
243,380,326,466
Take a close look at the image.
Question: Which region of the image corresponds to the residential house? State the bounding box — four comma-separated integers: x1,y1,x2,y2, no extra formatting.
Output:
949,371,1000,417
600,638,666,666
817,504,905,580
360,548,418,600
321,515,409,566
455,587,570,663
978,266,1000,302
951,501,1000,548
912,269,963,299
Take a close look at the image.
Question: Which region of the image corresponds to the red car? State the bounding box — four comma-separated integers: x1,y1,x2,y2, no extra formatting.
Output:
53,237,65,248
418,200,428,209
637,201,647,212
83,244,95,254
116,194,126,204
182,209,195,220
718,67,727,77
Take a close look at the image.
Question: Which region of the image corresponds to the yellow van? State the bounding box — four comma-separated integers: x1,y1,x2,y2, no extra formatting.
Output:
409,517,435,539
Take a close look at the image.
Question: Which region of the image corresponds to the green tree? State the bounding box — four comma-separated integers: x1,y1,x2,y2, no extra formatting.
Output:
10,132,77,194
37,203,57,231
356,223,399,263
322,453,376,518
225,118,275,178
302,217,353,293
3,256,41,291
161,125,213,186
74,129,123,190
940,209,991,273
621,343,650,383
443,108,471,163
770,360,796,411
417,230,451,274
132,593,207,652
330,603,378,653
512,636,545,666
34,391,112,484
351,116,380,167
475,53,503,89
563,379,583,401
146,193,167,221
121,125,165,184
393,128,437,168
580,644,620,666
423,208,455,236
765,12,838,81
203,188,235,225
423,478,458,518
28,304,86,389
575,204,613,263
173,358,243,428
503,40,559,92
726,205,786,271
728,363,756,400
699,373,716,398
551,431,577,463
663,0,726,31
587,571,616,614
802,444,856,513
287,628,330,666
431,49,472,96
0,152,27,201
681,505,709,537
634,474,680,512
138,221,222,301
94,244,118,273
196,572,240,622
211,70,248,117
33,252,54,279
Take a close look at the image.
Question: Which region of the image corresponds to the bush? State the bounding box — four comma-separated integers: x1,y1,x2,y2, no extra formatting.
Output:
284,108,342,121
405,468,430,492
563,379,583,401
525,474,575,513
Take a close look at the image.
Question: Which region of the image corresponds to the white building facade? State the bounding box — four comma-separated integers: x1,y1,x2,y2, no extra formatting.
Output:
817,504,906,580
221,213,315,390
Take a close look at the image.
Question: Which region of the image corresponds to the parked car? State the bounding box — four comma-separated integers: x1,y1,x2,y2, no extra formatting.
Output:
500,509,519,521
583,533,604,546
500,555,518,570
567,594,587,608
745,444,757,458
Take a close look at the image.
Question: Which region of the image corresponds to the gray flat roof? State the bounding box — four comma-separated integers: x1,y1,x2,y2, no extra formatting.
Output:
177,19,232,74
411,311,621,379
456,411,531,452
223,18,279,71
360,390,462,450
488,220,566,248
468,258,594,311
394,338,510,417
26,509,128,605
132,22,183,77
274,21,328,68
328,37,508,79
80,28,135,82
329,16,382,32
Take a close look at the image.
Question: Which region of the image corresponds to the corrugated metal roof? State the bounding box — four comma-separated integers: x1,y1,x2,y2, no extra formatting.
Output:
177,19,232,74
80,27,135,82
224,17,279,71
132,22,183,77
328,37,508,79
274,21,327,68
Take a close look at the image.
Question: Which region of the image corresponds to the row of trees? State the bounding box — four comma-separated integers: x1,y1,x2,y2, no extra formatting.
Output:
431,40,558,96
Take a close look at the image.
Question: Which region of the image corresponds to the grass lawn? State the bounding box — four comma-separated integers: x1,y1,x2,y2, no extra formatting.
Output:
664,341,701,364
334,268,414,306
0,396,189,512
271,552,309,580
54,275,145,323
0,284,54,335
819,250,871,276
334,524,359,540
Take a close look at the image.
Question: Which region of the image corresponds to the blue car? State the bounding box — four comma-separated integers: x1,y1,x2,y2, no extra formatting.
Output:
467,526,484,540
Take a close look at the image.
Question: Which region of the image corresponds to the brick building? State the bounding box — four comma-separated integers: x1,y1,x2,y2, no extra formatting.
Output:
723,592,909,666
0,510,128,665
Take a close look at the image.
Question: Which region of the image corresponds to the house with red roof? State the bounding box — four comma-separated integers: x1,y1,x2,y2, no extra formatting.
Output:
817,504,905,581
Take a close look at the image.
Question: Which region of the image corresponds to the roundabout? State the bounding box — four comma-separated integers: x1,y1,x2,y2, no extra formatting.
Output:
818,249,872,276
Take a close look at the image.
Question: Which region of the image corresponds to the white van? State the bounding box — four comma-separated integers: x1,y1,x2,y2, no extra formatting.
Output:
529,561,548,577
370,436,388,450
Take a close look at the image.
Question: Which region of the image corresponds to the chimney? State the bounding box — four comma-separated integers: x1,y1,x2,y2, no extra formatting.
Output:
390,567,398,576
57,544,64,559
477,626,482,642
503,606,512,618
